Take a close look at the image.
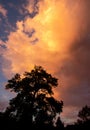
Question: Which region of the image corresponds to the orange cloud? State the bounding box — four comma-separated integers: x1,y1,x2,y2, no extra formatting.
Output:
2,0,90,123
3,0,84,75
3,0,89,94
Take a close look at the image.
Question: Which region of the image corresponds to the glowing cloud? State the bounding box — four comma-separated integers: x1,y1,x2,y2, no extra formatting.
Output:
3,0,85,75
2,0,90,123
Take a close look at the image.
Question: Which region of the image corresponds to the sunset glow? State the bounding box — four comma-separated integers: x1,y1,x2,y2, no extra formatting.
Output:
0,0,90,124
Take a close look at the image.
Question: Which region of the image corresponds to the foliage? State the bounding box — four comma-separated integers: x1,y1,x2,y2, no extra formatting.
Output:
78,105,90,122
0,66,90,129
3,66,63,129
65,105,90,130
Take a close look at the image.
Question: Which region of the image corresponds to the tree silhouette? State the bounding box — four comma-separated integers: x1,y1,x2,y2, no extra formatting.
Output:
56,117,64,129
78,105,90,122
3,66,63,129
65,105,90,130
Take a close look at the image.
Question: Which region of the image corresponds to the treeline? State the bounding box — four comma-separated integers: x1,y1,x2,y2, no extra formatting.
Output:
0,105,90,130
65,105,90,130
0,66,90,130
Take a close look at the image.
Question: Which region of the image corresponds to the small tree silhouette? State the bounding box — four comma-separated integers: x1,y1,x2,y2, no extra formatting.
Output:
4,66,63,129
65,105,90,130
78,105,90,123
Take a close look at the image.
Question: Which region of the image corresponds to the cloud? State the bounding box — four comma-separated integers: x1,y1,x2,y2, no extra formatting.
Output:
54,0,90,122
0,40,5,55
25,0,39,14
1,0,90,123
0,4,7,17
3,0,81,74
0,88,16,111
61,106,79,124
0,100,8,111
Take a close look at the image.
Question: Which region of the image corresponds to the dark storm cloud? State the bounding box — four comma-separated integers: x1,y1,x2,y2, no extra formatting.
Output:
57,0,90,109
58,27,90,122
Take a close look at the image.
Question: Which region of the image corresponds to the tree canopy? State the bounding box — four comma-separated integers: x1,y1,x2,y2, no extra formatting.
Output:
0,66,90,130
3,66,63,129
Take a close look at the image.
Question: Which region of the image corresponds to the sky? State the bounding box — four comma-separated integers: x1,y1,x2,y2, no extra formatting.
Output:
0,0,90,124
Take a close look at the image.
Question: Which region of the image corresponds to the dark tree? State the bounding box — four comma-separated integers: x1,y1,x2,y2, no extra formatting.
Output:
65,105,90,130
78,105,90,122
56,116,64,129
73,105,90,130
4,66,63,129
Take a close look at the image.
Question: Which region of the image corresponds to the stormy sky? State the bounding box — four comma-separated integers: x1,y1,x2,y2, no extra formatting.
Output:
0,0,90,124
